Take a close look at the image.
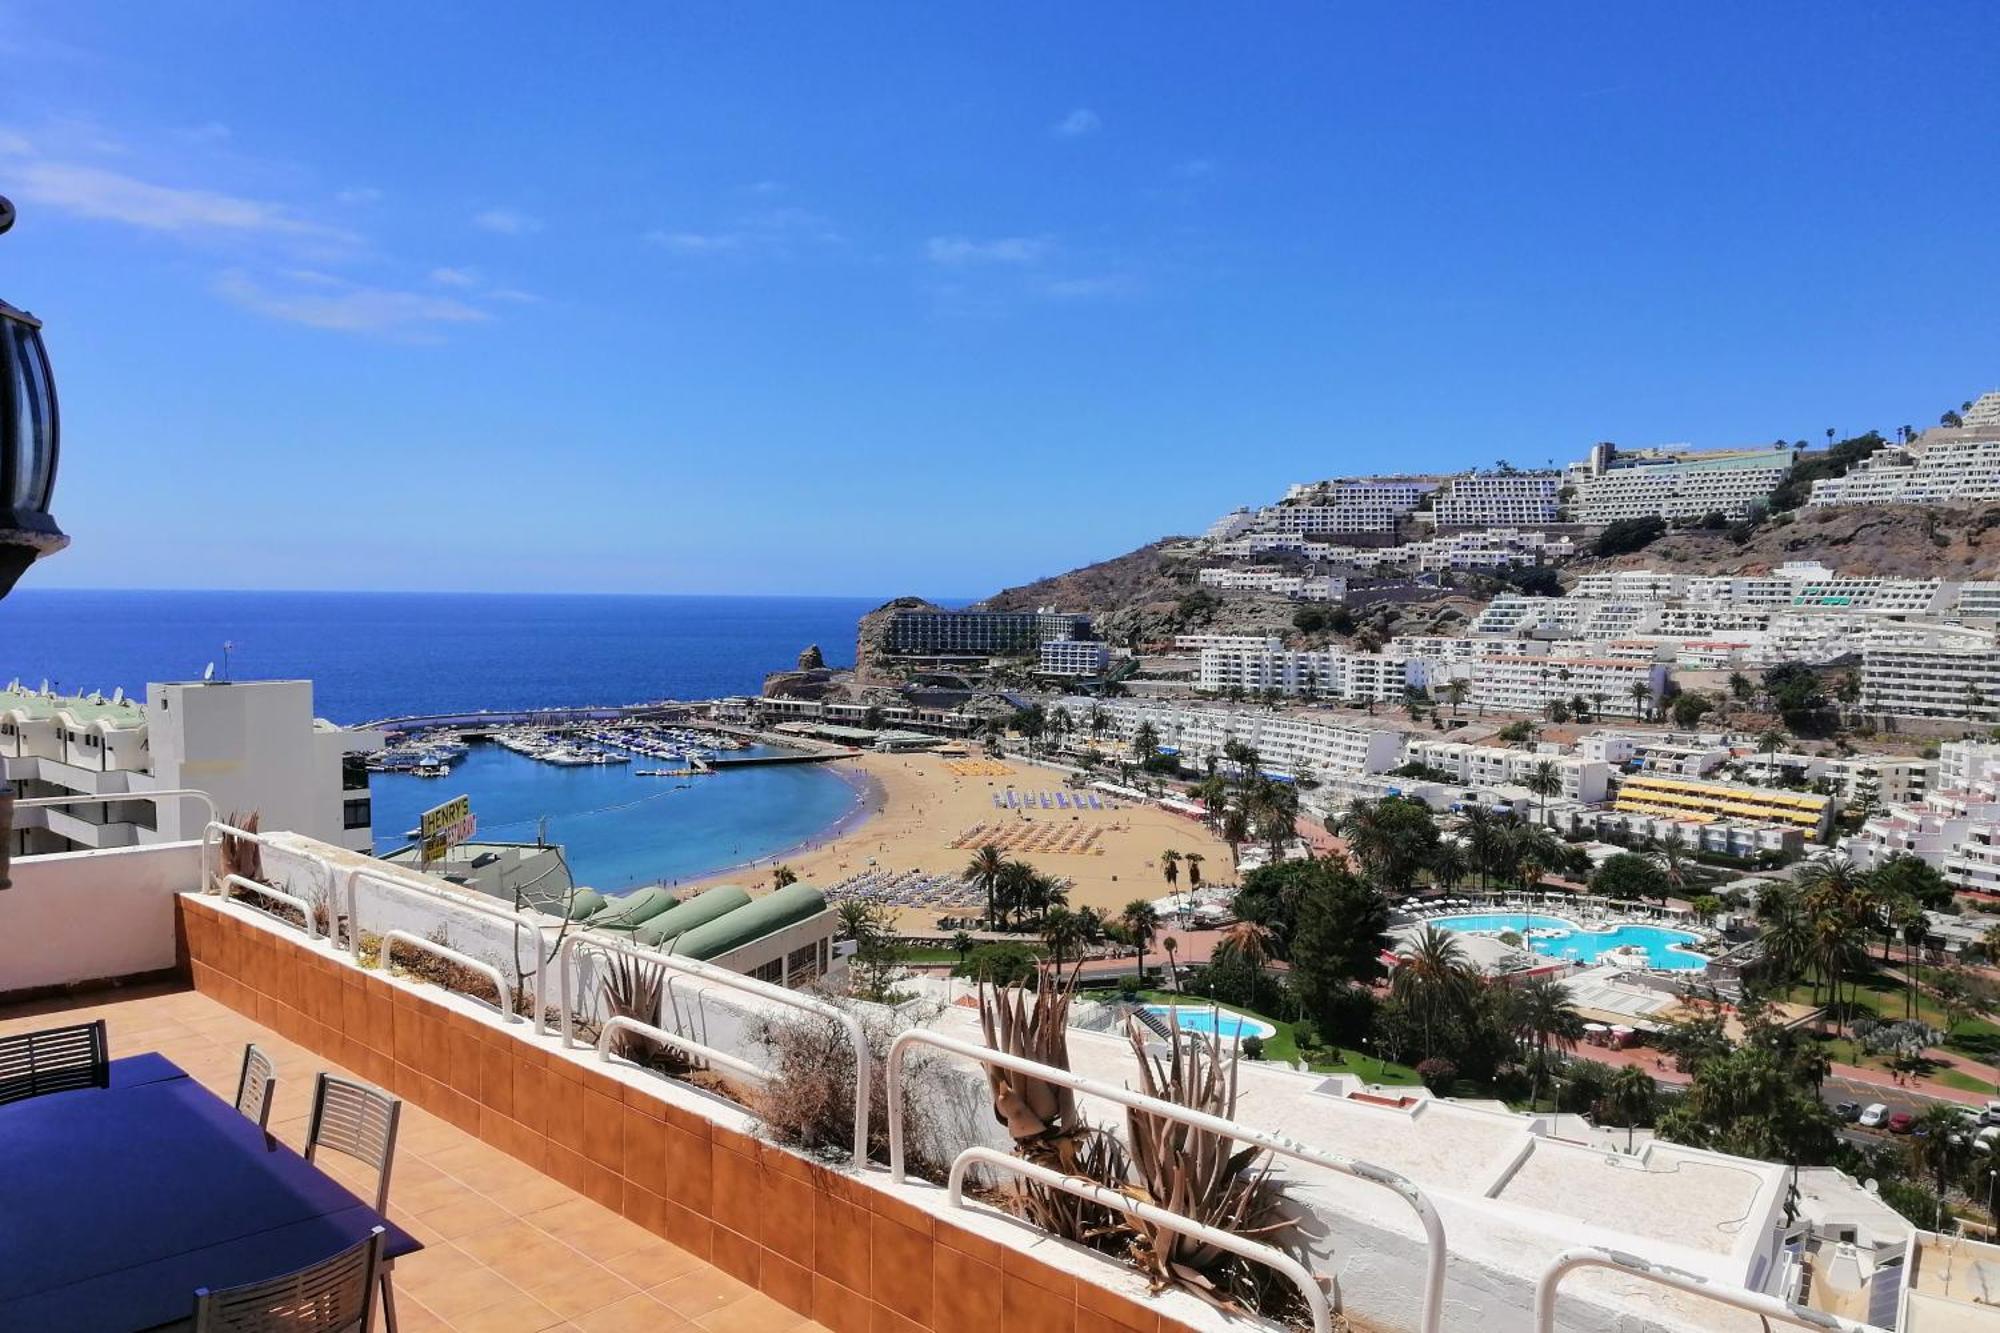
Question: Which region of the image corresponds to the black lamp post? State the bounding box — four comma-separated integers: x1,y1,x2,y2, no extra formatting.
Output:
0,195,67,888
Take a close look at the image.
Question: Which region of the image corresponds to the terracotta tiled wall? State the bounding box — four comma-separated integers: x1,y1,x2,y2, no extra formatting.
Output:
180,895,1183,1333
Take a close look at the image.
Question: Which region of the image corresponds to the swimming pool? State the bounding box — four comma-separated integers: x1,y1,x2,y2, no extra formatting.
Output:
1142,1005,1278,1041
1429,913,1708,971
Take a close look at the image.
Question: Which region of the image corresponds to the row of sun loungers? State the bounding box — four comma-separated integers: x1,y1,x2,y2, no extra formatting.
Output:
945,760,1013,778
987,789,1104,811
825,868,985,910
944,821,1106,856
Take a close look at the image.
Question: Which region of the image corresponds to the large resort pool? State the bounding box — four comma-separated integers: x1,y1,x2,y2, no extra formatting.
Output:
1430,912,1710,971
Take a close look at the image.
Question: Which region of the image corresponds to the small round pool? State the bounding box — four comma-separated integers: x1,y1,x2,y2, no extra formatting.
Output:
1143,1005,1277,1040
1429,913,1708,971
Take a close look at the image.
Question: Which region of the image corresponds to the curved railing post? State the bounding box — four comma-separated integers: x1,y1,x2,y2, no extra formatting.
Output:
559,933,871,1168
1534,1246,1884,1333
596,1015,770,1085
949,1147,1332,1333
342,863,553,1035
379,929,518,1021
887,1028,1448,1333
221,872,318,941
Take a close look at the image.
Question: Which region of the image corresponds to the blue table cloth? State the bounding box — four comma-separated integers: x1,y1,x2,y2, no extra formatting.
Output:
0,1055,421,1332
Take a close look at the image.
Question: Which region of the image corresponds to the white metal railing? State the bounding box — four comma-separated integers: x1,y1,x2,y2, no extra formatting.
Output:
221,873,318,941
380,929,517,1022
201,818,281,893
341,864,554,1035
15,787,220,841
557,932,872,1167
948,1146,1332,1333
887,1028,1448,1333
597,1015,770,1085
1535,1246,1885,1333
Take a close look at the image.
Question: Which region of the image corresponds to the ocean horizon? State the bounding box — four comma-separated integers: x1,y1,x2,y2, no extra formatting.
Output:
1,587,906,889
0,587,898,724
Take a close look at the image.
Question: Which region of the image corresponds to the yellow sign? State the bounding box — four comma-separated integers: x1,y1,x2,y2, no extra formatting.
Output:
419,795,475,862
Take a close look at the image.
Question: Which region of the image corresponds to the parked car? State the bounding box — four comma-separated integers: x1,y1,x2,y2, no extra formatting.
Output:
1888,1111,1917,1134
1982,1101,2000,1127
1859,1103,1890,1128
1975,1126,2000,1154
1835,1101,1862,1122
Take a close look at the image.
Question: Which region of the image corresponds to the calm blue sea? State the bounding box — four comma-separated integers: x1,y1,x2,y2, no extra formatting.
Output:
0,589,887,891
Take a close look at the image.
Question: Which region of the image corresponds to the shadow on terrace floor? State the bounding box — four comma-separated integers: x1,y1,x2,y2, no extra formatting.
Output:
0,984,822,1333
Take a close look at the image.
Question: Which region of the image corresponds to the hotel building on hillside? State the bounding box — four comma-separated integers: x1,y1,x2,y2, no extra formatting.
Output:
1195,566,1346,601
1843,741,2000,894
1425,472,1562,527
883,608,1093,658
1861,640,2000,724
1459,653,1666,719
0,678,381,857
1266,479,1437,533
1566,442,1794,522
1196,644,1428,703
1572,561,1951,615
1037,637,1111,678
1807,428,2000,507
1612,772,1835,840
1062,695,1404,782
1402,738,1611,802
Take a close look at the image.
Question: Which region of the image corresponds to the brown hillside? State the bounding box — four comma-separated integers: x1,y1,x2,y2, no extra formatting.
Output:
1571,502,2000,580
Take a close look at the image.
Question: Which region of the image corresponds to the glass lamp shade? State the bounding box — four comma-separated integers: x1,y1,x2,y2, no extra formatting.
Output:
0,298,64,598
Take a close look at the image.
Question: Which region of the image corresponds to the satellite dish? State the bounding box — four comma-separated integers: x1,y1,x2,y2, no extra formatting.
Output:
0,195,14,237
111,687,124,704
202,662,215,681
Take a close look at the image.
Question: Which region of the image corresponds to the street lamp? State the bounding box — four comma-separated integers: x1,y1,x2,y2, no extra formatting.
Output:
0,195,69,890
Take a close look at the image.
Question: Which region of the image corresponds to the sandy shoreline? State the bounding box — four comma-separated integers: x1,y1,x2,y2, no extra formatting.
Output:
671,750,1236,926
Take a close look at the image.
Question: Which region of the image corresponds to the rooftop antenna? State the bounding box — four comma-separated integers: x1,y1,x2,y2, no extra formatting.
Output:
221,640,235,681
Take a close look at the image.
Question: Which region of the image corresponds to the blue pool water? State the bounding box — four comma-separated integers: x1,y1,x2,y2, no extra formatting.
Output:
1143,1006,1278,1041
1430,913,1707,971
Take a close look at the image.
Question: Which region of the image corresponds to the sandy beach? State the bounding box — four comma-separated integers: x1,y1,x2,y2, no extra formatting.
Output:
673,751,1235,926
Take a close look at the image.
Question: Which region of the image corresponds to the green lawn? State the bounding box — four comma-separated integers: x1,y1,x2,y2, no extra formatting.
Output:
1127,989,1422,1086
1783,967,1999,1092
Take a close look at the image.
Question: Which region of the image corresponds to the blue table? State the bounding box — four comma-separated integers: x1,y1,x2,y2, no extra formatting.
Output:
0,1055,422,1331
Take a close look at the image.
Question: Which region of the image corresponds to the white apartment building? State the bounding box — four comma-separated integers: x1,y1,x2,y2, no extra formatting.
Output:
1196,645,1426,702
1403,739,1612,802
1426,473,1562,527
1212,527,1576,573
1957,582,2000,621
1807,430,2000,507
1195,566,1346,601
1267,479,1437,533
1173,633,1283,654
1064,695,1405,782
0,678,382,856
1037,637,1111,678
1202,507,1256,540
1567,443,1793,522
1463,654,1666,719
1737,751,1934,807
1843,742,2000,893
1861,641,2000,724
1580,731,1730,776
1966,391,2000,430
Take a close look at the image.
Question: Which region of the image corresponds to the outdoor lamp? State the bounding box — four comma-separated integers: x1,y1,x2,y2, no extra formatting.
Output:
0,195,67,889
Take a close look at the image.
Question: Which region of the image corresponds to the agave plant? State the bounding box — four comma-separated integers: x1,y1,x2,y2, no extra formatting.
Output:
978,965,1130,1245
216,809,263,888
1123,1014,1293,1311
599,950,680,1069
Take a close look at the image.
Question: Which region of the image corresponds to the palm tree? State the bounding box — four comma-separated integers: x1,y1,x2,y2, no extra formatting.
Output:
1161,849,1181,894
1445,678,1468,718
950,930,975,967
1606,1065,1657,1153
1390,926,1478,1060
1797,855,1870,1031
1627,681,1653,721
1220,806,1250,866
1429,840,1467,895
771,863,799,890
1526,760,1562,828
1513,975,1584,1111
995,858,1041,932
1217,919,1276,970
1042,906,1084,968
966,845,1005,929
1647,828,1690,904
1462,806,1503,891
1162,935,1181,990
1183,852,1204,890
1121,899,1160,985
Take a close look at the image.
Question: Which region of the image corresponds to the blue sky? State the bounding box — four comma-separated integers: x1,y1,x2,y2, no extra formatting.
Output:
3,3,1996,597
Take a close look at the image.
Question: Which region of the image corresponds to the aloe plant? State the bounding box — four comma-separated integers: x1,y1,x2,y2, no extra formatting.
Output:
1123,1013,1295,1311
599,950,680,1069
979,965,1130,1244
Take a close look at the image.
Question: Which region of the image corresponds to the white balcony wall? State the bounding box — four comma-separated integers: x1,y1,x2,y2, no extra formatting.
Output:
0,840,202,995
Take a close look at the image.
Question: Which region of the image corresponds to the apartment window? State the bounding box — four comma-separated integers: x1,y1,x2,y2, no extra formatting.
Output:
748,958,784,985
342,798,372,831
341,755,370,792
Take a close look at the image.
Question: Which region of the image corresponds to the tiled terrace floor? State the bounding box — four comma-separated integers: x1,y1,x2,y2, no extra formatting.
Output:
0,985,823,1333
